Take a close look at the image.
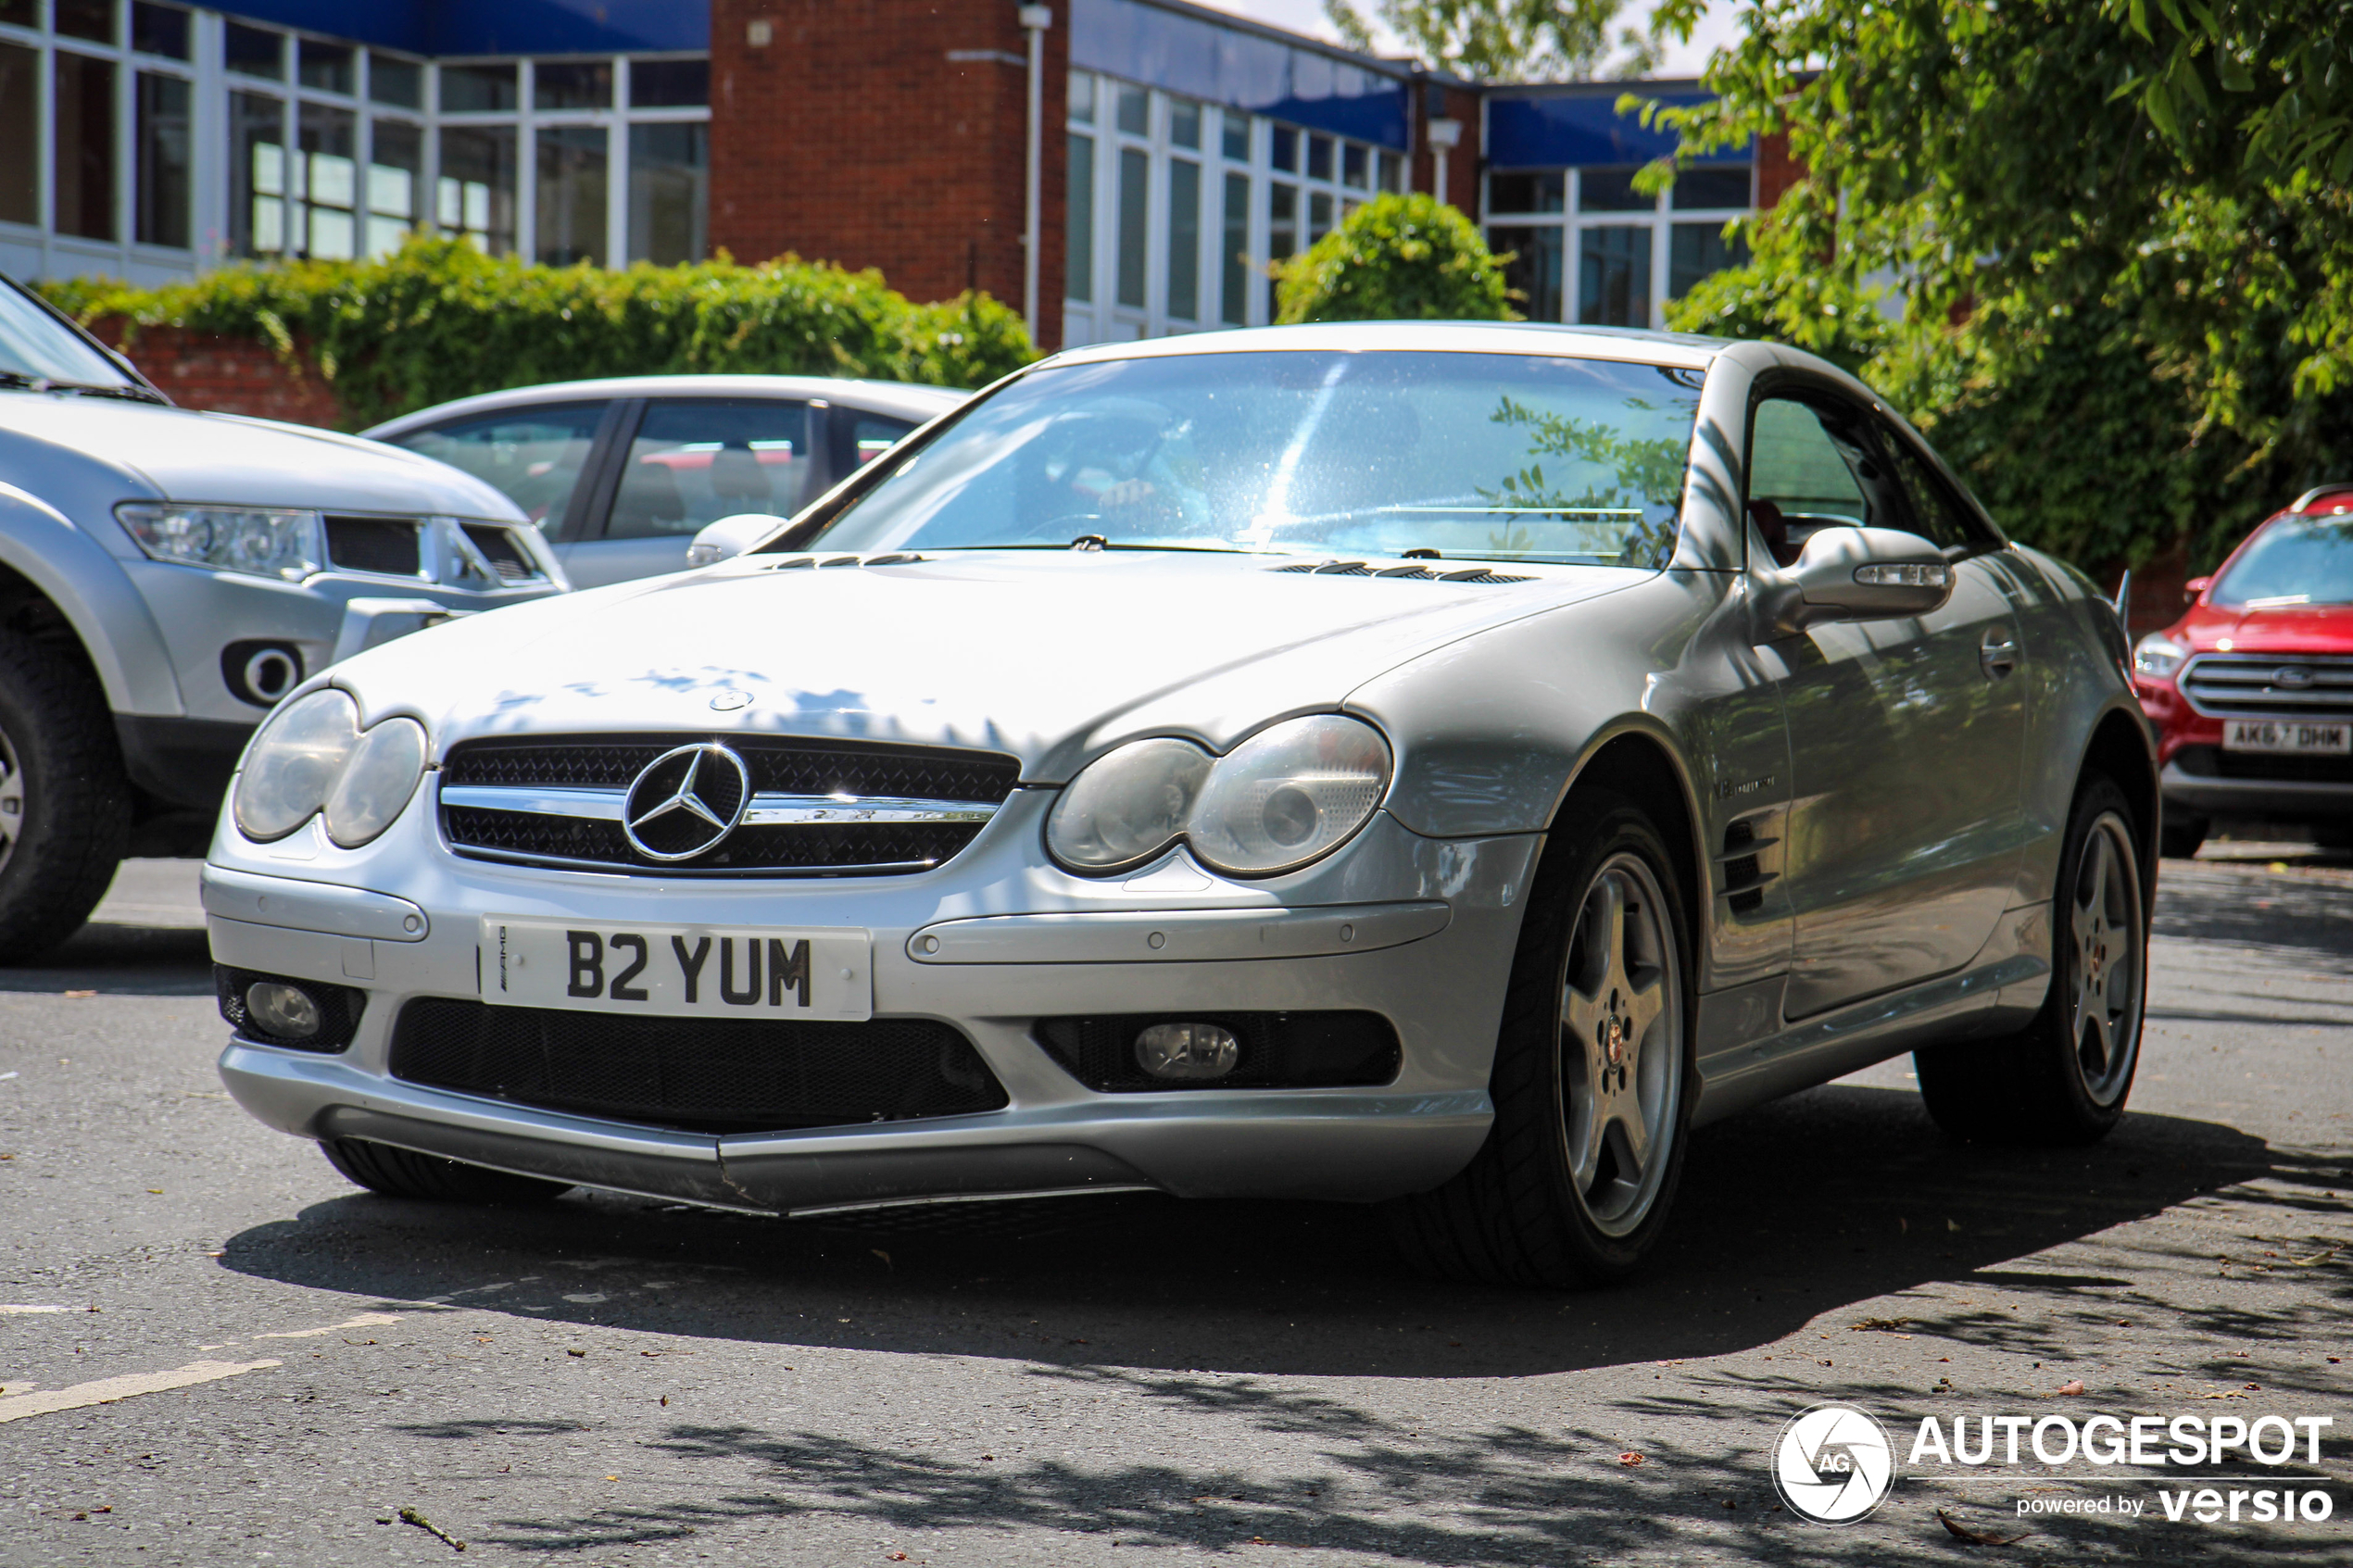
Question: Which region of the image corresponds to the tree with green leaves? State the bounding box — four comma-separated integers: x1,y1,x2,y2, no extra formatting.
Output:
1274,192,1516,323
1647,1,2353,576
1322,0,1664,81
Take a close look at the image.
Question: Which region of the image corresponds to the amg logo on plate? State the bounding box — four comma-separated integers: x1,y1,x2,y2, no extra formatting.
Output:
479,917,873,1021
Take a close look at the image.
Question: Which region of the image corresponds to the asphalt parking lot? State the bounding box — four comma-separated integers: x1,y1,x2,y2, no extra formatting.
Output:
1,850,2347,1567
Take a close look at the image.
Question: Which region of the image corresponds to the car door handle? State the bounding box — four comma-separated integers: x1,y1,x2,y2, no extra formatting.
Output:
1980,626,2020,680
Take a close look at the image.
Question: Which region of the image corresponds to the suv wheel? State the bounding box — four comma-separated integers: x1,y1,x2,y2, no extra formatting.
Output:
321,1138,573,1204
1915,774,2147,1145
0,627,131,961
1387,789,1695,1286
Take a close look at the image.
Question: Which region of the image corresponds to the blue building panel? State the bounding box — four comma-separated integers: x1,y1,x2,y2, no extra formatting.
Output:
1486,88,1748,168
214,0,708,56
1072,0,1410,148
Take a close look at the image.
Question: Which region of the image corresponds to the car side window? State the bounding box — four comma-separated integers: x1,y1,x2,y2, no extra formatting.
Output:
392,402,608,532
1876,425,1988,553
607,398,814,539
849,414,916,468
1744,395,1891,567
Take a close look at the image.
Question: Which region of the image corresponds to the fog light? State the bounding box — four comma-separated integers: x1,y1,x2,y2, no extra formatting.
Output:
1134,1021,1239,1081
245,982,321,1040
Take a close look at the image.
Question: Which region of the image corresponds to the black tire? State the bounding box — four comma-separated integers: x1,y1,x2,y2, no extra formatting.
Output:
1915,774,2147,1146
320,1138,573,1203
2309,822,2353,852
1386,789,1696,1287
0,626,131,962
2158,810,2207,859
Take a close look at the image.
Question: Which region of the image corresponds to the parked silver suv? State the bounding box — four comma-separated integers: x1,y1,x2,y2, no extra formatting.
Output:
0,274,564,960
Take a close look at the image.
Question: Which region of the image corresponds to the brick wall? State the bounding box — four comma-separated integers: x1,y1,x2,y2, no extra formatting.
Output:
86,319,344,428
711,0,1067,349
1755,130,1802,211
1413,82,1483,213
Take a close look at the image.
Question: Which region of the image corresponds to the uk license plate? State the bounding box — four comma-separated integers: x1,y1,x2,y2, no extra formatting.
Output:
2222,719,2352,756
479,917,872,1021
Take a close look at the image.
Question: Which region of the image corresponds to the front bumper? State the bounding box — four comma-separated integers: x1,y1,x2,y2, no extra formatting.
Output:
2159,759,2353,823
207,802,1534,1213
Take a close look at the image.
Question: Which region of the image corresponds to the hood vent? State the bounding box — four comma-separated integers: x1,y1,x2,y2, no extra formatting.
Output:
1270,559,1534,584
761,552,926,571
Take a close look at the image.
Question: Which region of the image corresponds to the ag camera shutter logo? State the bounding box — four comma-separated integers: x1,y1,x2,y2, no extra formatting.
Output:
1774,1404,1895,1524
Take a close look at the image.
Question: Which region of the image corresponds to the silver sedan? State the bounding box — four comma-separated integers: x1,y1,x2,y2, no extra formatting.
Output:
205,322,2155,1286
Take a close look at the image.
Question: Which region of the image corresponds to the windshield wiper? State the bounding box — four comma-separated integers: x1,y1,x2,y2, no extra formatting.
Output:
0,370,167,404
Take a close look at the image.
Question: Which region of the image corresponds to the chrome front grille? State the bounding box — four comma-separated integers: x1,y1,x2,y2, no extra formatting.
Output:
437,734,1021,876
2179,654,2353,721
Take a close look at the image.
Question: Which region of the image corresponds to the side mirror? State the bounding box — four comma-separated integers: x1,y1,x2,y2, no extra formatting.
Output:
686,512,784,569
2184,575,2212,601
1762,525,1954,637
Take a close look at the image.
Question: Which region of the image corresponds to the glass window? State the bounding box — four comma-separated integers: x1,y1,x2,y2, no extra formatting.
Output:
1266,182,1296,318
1220,170,1248,326
805,350,1699,571
1270,126,1297,173
0,274,137,383
392,403,609,532
0,0,37,27
132,4,189,59
1166,159,1200,321
1307,190,1331,245
1488,170,1563,214
367,119,422,256
371,55,422,107
1491,226,1563,323
1115,146,1147,309
1377,151,1401,193
535,125,608,266
135,72,191,248
1878,427,1982,550
1306,134,1332,182
1672,165,1752,209
628,121,706,265
535,59,610,110
299,41,354,95
441,63,517,113
225,22,283,80
630,57,707,107
1169,97,1200,150
1114,83,1147,136
298,103,357,258
848,413,915,468
2211,514,2353,607
1067,69,1094,124
1578,167,1652,212
1342,143,1367,188
610,399,815,539
438,125,515,253
1668,220,1747,299
230,91,285,256
1220,108,1247,161
0,44,37,227
1064,133,1093,303
54,51,117,241
55,0,114,44
1747,399,1869,530
1578,226,1651,327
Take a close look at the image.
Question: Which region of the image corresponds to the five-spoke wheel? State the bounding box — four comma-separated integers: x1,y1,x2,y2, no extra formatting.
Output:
1559,854,1683,1238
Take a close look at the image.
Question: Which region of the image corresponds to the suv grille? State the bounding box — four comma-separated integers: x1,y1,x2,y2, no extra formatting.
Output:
2180,653,2353,721
388,998,1008,1135
324,515,422,576
438,733,1021,876
459,523,546,583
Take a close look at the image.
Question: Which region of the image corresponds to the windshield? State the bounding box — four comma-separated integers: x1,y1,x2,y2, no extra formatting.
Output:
805,350,1701,567
2212,514,2353,608
0,280,137,387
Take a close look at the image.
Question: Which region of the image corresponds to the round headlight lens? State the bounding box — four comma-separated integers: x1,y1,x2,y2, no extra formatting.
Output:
1187,716,1391,875
232,689,359,841
1045,736,1211,870
321,716,429,847
2133,633,2187,679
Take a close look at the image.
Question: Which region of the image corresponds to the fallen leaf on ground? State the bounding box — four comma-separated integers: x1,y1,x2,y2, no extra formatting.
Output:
1937,1510,2024,1547
2056,1380,2084,1396
1617,1452,1644,1467
565,1348,585,1358
64,990,94,999
1851,1317,1917,1332
398,1507,465,1551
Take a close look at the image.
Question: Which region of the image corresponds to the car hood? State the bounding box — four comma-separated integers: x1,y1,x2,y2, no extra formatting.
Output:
0,391,524,519
331,550,1642,780
2171,599,2353,653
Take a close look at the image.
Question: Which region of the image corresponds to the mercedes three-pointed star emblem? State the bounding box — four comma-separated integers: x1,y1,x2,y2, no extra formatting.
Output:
622,743,751,861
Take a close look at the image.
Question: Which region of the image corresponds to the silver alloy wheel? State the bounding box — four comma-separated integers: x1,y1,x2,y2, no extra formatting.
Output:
2069,809,2145,1107
0,720,20,876
1558,851,1683,1237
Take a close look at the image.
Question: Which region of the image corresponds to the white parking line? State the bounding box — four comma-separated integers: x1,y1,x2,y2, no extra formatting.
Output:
0,1360,280,1424
0,1305,72,1315
250,1312,403,1340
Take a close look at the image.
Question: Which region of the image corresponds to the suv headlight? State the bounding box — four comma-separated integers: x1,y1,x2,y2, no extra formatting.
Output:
1047,716,1391,877
233,688,428,847
117,503,324,582
2132,633,2188,679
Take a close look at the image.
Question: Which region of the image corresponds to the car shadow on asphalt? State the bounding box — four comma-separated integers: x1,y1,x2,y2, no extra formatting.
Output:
0,921,212,997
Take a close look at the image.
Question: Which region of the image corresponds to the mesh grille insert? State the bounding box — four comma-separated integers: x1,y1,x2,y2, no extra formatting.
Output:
324,516,422,577
389,998,1008,1134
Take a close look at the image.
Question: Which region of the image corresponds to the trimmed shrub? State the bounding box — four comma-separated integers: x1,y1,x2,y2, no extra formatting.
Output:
1273,193,1515,324
39,235,1036,431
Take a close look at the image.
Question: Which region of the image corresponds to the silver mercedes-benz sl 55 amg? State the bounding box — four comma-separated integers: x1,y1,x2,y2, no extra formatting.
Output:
204,321,2155,1286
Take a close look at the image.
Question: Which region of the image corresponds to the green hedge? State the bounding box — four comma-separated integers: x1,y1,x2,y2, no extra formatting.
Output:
1274,194,1515,324
40,235,1036,431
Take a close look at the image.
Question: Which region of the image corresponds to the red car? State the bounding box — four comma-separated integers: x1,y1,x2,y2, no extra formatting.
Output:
2133,485,2353,856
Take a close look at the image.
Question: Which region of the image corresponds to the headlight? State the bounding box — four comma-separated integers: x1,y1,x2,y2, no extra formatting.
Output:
117,503,324,581
2133,633,2187,679
1046,716,1391,877
233,688,427,847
